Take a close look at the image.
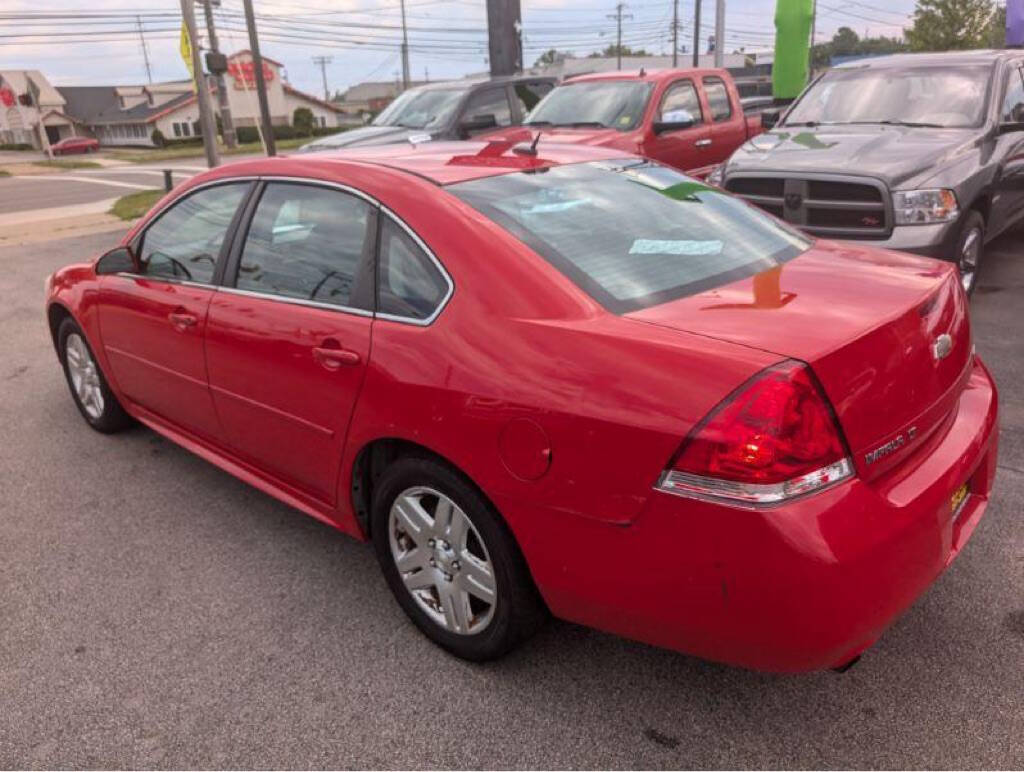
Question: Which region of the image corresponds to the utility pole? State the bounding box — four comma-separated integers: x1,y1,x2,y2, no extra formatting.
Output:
714,0,725,67
808,0,818,79
312,56,333,101
486,0,522,76
202,0,236,149
179,0,219,167
136,16,153,83
241,0,276,156
607,3,633,70
400,0,410,89
672,0,679,67
692,0,701,66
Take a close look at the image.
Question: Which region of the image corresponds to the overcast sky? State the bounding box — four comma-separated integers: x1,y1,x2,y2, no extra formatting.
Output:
1,0,919,98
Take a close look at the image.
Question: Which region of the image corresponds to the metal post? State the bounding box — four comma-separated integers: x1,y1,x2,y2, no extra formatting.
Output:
672,0,679,67
163,169,174,192
241,0,276,156
179,0,219,167
692,0,701,67
313,56,333,101
202,0,236,148
714,0,725,67
400,0,410,89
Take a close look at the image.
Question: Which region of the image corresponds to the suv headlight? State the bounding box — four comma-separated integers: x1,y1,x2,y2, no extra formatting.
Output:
893,189,959,225
706,164,725,187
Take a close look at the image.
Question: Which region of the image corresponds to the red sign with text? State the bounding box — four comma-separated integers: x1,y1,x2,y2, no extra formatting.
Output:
227,61,275,90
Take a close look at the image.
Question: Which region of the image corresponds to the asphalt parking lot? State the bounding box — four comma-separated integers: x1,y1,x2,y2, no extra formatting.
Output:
1,226,1022,768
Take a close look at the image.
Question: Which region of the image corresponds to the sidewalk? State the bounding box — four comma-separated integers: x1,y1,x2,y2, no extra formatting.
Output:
0,198,127,246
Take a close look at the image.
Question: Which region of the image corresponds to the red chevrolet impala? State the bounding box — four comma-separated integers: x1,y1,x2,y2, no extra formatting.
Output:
44,140,998,672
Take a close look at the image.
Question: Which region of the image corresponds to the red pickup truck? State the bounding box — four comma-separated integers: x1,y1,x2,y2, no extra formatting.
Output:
482,68,764,178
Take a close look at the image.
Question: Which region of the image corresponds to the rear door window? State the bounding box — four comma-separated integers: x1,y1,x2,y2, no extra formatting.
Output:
703,77,733,122
450,160,809,314
137,182,249,284
234,182,374,310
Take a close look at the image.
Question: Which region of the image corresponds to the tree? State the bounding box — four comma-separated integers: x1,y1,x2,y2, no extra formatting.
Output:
906,0,996,51
588,44,650,59
988,3,1007,47
292,107,315,137
533,49,574,68
831,26,860,55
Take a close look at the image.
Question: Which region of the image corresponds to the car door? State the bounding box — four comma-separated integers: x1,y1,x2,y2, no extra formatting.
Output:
701,75,747,167
97,181,251,442
992,64,1024,236
643,78,712,174
203,181,376,505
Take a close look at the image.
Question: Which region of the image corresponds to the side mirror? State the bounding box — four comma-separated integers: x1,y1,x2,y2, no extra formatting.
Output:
652,109,695,134
760,109,782,130
459,113,498,137
95,246,137,275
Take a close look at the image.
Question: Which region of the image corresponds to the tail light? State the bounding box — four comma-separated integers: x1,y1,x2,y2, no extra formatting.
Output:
657,360,853,507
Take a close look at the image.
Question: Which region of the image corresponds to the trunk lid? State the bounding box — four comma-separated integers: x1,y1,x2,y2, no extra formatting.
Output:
628,243,972,480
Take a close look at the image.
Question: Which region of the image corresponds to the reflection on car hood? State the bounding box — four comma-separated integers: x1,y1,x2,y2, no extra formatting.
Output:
725,125,976,188
298,125,434,152
484,126,626,147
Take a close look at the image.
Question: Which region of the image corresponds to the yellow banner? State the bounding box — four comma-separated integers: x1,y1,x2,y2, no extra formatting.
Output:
180,21,196,92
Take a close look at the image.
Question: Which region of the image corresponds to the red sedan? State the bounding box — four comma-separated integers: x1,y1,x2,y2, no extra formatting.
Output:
44,140,998,671
51,136,99,156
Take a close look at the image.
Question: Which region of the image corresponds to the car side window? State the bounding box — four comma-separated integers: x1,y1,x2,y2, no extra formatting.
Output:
658,80,704,124
236,182,373,310
377,216,449,321
463,87,513,128
1001,67,1024,123
703,77,733,122
137,182,248,284
513,82,553,116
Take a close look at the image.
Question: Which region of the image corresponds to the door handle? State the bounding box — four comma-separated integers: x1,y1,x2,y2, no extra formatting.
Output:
168,311,197,330
313,345,361,370
695,138,713,147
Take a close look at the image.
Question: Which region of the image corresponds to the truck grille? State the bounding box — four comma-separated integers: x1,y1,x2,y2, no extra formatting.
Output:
726,175,892,239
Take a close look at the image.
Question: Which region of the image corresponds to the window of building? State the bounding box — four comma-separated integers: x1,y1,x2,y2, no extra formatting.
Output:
172,122,182,138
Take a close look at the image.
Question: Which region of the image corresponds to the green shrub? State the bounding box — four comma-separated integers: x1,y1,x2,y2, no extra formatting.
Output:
0,142,33,151
150,128,165,147
235,125,298,144
293,107,315,137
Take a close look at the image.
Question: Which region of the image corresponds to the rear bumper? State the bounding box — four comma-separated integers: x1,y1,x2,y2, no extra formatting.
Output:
502,357,998,672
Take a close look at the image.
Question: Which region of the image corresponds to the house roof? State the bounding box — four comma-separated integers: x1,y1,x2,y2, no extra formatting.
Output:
58,86,195,125
283,83,343,113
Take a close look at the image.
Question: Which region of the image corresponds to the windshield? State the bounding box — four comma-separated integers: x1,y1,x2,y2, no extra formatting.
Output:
451,161,810,313
784,65,991,129
525,81,653,131
373,87,466,130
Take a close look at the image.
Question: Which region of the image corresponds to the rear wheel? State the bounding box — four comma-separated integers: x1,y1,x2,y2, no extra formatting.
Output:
58,318,132,433
371,456,545,661
954,211,985,297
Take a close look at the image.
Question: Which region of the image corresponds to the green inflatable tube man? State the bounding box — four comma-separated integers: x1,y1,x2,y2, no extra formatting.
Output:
773,0,814,100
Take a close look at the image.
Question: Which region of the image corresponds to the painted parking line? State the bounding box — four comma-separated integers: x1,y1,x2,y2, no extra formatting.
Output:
22,175,155,190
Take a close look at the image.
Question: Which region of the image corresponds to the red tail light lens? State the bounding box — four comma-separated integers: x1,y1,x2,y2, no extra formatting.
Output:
657,360,853,506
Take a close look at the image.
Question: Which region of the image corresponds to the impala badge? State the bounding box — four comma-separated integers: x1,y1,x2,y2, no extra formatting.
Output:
932,333,953,361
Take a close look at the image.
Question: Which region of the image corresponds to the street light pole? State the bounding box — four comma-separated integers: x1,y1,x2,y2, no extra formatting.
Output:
241,0,276,156
179,0,219,167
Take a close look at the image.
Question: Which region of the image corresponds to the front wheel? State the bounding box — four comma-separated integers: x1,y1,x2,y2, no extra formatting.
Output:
954,211,985,297
371,456,545,661
58,317,132,433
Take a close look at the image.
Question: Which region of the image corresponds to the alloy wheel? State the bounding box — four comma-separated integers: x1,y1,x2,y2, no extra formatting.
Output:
388,486,497,635
960,227,981,294
65,333,105,420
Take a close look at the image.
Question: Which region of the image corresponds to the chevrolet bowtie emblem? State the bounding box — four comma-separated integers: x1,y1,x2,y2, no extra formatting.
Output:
932,333,953,361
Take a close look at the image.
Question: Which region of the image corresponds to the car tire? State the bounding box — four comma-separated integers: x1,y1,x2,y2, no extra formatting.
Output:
954,210,985,297
57,317,133,434
371,455,546,661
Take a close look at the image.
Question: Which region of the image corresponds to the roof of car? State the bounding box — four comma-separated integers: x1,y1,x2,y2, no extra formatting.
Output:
833,50,1020,70
565,67,730,84
411,74,557,93
264,139,630,186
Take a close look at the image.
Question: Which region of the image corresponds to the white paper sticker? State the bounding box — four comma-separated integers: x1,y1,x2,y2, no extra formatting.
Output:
629,239,723,256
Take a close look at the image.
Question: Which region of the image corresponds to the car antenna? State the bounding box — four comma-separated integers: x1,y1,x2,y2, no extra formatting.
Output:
513,131,542,157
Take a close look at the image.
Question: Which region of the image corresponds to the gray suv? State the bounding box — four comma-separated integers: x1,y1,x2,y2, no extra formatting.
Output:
299,75,554,153
711,51,1024,294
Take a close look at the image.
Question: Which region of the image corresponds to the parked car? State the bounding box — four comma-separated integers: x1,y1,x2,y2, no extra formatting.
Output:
482,68,766,178
710,50,1024,295
51,136,99,156
298,75,555,152
45,140,998,672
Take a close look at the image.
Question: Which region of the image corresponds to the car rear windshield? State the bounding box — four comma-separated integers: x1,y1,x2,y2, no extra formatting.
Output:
524,81,653,131
783,65,992,129
450,160,810,313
